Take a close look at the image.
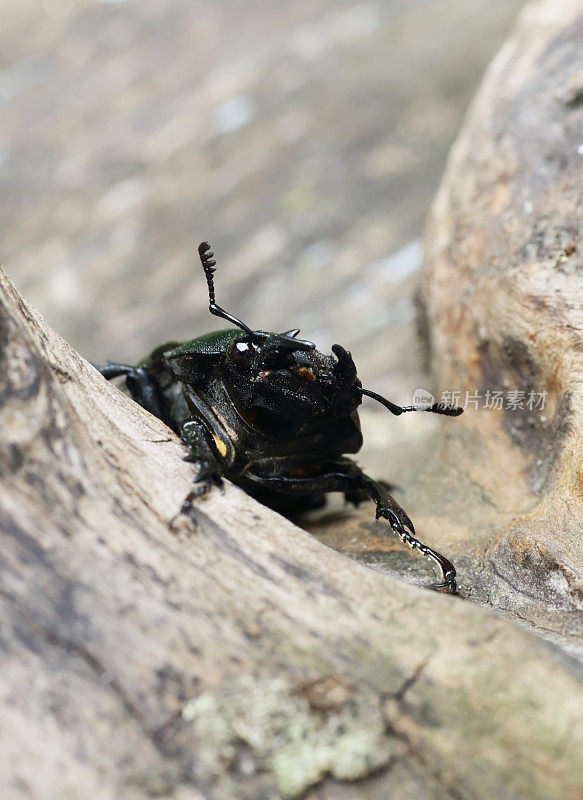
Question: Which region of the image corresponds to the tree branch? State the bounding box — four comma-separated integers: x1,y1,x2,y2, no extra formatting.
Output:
2,0,583,796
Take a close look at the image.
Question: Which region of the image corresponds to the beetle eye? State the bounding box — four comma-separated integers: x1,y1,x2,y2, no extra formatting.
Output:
231,341,251,365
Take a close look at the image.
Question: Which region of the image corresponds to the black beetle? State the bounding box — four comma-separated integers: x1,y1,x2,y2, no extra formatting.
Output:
96,242,462,592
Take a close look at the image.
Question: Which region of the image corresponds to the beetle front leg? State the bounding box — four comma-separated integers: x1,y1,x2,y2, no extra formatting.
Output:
94,362,164,419
358,474,456,594
245,458,456,593
177,418,224,518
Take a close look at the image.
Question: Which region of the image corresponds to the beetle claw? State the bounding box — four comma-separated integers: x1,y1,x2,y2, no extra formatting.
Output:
376,505,457,593
212,474,225,494
430,567,458,595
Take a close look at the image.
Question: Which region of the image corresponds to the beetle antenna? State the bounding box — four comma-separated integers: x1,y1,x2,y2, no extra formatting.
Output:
198,242,256,337
359,387,463,417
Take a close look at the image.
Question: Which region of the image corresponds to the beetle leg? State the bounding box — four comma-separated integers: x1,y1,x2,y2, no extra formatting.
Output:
93,361,134,380
360,474,456,594
93,362,164,419
345,478,396,506
344,485,369,506
244,458,456,593
177,418,224,519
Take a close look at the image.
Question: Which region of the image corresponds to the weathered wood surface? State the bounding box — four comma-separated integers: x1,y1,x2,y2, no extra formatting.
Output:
3,0,583,798
0,260,583,799
415,0,583,656
308,0,583,663
1,263,583,798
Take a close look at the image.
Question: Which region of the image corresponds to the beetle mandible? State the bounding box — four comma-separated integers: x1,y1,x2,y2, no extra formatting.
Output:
96,242,463,592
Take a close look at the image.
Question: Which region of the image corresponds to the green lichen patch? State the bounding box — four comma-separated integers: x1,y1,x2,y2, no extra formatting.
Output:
183,672,394,798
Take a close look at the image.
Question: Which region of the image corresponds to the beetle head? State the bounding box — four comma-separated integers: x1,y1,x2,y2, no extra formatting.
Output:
198,242,362,434
223,335,362,435
192,242,463,432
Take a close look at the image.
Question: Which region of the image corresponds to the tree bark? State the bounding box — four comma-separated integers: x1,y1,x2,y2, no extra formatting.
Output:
306,0,583,667
1,243,582,800
2,1,583,798
416,0,583,657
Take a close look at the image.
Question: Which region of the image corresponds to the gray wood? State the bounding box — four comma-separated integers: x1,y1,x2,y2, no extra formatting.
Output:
2,1,583,797
1,261,582,798
310,0,583,665
417,0,583,659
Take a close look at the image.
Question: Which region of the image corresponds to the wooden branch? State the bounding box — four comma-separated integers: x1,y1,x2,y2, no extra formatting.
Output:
1,259,583,796
2,1,583,797
414,0,583,657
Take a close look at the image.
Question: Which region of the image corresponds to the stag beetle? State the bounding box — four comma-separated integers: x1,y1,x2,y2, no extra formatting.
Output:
96,243,462,592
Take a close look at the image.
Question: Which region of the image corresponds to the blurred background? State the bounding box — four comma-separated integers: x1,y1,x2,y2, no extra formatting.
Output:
1,0,524,481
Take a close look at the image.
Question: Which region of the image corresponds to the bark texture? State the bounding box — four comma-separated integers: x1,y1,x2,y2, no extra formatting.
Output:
308,0,583,666
1,263,582,799
415,0,583,658
2,1,583,798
